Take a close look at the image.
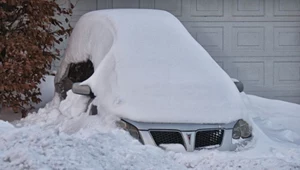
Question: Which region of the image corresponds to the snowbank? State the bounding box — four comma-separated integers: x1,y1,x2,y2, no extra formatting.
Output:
243,94,300,145
169,94,300,169
1,92,300,170
0,126,185,170
0,93,185,170
55,9,246,123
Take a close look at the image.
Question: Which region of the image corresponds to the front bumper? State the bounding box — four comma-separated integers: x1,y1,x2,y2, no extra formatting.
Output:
123,119,247,152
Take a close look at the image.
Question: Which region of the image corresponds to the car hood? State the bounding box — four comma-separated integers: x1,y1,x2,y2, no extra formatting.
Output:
55,9,247,124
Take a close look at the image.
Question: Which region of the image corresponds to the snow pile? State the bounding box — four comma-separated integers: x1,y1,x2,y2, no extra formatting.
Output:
0,121,14,134
0,126,184,170
169,93,300,169
1,92,300,170
0,92,186,170
56,9,246,124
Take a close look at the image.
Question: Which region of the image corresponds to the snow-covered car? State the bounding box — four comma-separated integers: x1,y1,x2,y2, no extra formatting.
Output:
54,9,252,151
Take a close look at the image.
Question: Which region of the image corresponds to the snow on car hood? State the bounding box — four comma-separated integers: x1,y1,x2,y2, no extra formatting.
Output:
55,9,247,123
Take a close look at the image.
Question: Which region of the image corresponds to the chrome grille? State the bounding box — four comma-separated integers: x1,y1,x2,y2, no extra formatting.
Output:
150,131,184,146
195,130,224,149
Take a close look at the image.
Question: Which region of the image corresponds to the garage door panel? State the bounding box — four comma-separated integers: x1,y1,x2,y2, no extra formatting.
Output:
232,0,265,16
232,27,265,51
139,0,183,16
274,27,300,51
274,0,300,16
190,0,224,17
274,61,300,86
111,0,140,8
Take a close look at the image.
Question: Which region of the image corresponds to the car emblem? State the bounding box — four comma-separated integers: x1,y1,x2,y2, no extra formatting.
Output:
187,134,192,145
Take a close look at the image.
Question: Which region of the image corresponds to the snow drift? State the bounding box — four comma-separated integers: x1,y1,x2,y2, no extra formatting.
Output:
55,9,246,123
1,92,300,170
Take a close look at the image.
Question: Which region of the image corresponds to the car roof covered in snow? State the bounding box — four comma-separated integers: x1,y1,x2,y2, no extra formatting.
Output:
55,9,247,123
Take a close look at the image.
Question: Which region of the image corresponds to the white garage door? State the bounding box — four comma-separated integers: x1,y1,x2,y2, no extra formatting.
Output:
63,0,300,104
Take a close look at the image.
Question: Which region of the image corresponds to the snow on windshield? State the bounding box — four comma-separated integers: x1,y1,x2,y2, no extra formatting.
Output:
56,9,247,123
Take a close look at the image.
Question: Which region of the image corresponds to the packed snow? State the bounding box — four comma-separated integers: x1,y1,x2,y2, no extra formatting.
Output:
0,92,300,170
55,9,246,124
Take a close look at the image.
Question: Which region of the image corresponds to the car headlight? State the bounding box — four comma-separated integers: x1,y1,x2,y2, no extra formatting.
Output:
232,119,252,139
116,120,143,143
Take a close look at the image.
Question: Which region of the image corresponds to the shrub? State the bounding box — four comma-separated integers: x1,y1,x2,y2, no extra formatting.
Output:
0,0,73,117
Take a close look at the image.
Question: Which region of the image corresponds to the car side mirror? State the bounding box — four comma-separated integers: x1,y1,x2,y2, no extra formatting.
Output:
234,81,244,93
231,78,244,93
72,83,92,96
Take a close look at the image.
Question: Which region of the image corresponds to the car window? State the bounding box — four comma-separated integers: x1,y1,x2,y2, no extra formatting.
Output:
67,60,94,82
57,59,94,99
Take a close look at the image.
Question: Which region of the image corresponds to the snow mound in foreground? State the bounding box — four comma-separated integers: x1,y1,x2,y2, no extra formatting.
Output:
0,92,185,170
1,92,300,170
0,125,185,170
